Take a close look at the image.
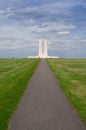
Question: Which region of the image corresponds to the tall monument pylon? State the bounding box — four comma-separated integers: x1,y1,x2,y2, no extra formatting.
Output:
39,39,48,58
44,39,48,57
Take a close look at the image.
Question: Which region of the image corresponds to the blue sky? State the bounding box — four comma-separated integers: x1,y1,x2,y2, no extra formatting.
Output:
0,0,86,58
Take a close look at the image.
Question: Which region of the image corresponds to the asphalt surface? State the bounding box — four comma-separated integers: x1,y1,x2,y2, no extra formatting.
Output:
9,59,86,130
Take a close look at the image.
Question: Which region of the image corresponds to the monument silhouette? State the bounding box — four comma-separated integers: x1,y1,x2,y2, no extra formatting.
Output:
27,39,59,58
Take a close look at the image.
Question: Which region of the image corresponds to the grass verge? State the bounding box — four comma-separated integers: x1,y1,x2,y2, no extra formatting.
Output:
0,58,39,130
47,58,86,125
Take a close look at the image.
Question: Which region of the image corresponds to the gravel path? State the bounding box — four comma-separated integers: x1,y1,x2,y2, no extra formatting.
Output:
9,59,86,130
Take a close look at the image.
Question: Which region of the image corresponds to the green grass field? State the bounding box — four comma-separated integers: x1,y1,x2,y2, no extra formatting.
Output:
0,58,39,130
47,58,86,124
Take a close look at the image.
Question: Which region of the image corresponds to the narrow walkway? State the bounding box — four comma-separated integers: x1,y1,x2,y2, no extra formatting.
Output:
9,60,86,130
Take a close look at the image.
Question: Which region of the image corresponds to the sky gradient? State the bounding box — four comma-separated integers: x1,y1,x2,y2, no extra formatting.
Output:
0,0,86,58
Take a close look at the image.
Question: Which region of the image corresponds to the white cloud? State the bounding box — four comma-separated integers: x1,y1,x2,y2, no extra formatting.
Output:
0,9,4,15
57,31,70,35
41,0,86,14
0,25,38,41
80,39,86,43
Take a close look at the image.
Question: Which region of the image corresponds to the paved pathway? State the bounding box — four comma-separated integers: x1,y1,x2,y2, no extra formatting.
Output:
9,60,86,130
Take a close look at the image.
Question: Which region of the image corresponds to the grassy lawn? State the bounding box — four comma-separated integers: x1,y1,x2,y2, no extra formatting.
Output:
47,58,86,124
0,58,39,130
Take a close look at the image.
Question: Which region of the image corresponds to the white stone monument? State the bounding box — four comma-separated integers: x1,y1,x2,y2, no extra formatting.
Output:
39,39,48,58
27,39,59,58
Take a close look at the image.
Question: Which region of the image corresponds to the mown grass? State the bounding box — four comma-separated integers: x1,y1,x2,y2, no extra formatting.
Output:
0,58,39,130
47,58,86,124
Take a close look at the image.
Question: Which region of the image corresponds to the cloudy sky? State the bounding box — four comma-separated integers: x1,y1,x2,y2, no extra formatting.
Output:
0,0,86,58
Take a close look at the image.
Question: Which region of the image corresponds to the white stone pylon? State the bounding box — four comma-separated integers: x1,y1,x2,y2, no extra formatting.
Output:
39,39,48,58
39,40,42,58
44,39,47,57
